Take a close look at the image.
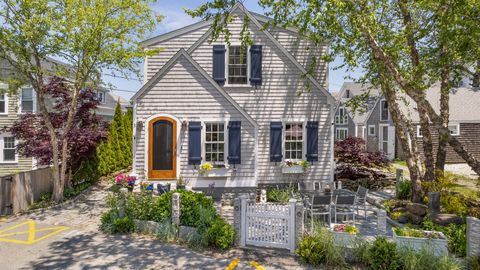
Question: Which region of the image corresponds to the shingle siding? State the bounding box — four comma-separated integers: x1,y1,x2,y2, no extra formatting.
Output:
135,10,333,188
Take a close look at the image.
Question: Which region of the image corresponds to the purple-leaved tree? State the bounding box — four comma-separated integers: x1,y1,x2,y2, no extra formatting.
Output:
8,77,108,183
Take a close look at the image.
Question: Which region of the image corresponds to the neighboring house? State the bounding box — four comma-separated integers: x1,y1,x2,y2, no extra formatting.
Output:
364,80,480,163
333,82,379,141
0,58,126,176
131,3,336,190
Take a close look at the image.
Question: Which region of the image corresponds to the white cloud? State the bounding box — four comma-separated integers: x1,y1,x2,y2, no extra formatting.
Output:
151,6,199,35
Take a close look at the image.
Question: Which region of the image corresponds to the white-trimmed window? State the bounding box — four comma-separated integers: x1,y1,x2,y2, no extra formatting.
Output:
204,122,226,164
0,135,17,163
368,125,376,136
417,125,423,137
20,88,35,113
227,45,249,85
0,93,8,114
97,91,106,104
448,124,460,136
380,99,389,121
335,128,348,140
284,122,304,161
335,107,348,125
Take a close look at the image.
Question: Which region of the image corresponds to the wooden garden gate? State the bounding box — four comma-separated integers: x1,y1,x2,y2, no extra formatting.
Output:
239,198,296,252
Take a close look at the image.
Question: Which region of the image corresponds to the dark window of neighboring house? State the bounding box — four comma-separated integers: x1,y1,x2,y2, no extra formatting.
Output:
3,137,15,161
228,46,247,84
380,100,389,121
0,94,5,113
345,89,350,98
336,107,348,125
21,88,34,113
97,91,106,103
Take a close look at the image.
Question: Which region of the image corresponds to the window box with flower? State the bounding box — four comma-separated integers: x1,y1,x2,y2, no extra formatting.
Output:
329,223,359,246
281,160,309,174
199,162,231,177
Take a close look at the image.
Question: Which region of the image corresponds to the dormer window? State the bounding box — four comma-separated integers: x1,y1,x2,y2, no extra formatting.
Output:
227,46,248,85
380,100,389,121
335,107,348,125
345,89,351,98
97,91,106,104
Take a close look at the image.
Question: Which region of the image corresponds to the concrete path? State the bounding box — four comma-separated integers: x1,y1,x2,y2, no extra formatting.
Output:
0,182,309,270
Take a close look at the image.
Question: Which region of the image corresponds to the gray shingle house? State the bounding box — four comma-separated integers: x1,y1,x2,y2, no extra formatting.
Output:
131,4,336,189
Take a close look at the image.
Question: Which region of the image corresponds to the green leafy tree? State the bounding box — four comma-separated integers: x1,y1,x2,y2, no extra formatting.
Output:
0,0,162,202
112,102,129,168
187,0,480,202
124,108,134,167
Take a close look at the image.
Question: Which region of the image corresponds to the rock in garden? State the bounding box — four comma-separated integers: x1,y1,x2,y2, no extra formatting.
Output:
398,215,409,224
430,213,464,226
406,203,428,216
406,213,424,225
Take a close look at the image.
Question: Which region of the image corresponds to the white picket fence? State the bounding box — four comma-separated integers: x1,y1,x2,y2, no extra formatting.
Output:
239,197,296,252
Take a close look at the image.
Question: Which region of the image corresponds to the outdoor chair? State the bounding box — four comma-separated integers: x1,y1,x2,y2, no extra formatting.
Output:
334,195,356,224
306,195,334,230
355,186,369,219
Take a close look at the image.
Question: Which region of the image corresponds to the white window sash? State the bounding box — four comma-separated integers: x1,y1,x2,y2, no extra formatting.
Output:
0,93,8,115
224,44,251,86
19,87,37,114
283,121,305,161
0,134,18,163
368,125,376,136
380,100,389,121
202,121,228,164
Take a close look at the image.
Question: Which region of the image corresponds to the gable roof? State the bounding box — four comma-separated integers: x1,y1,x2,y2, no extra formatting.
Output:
131,49,258,129
186,3,335,105
335,82,381,125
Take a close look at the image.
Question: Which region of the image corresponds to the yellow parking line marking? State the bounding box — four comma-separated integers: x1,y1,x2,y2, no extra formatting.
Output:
250,261,266,270
0,220,68,244
226,258,239,270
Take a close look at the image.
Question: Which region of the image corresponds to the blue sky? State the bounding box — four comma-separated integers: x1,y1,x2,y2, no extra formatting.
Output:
105,0,362,99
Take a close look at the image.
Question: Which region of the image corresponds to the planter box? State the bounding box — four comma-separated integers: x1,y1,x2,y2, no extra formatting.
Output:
393,229,448,256
281,165,305,174
201,168,230,178
329,224,359,247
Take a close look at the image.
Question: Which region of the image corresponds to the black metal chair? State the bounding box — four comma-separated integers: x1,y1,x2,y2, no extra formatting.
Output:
307,195,334,230
355,186,369,219
334,195,356,224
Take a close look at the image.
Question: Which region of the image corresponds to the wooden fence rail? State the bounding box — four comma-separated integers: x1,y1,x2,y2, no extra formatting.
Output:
0,167,54,216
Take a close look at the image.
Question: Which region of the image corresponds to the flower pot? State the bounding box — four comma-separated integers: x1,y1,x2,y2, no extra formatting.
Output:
157,184,171,194
201,168,230,177
281,165,305,174
393,229,448,256
176,185,186,190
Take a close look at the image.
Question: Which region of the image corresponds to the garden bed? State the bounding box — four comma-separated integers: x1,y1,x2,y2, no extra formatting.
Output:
329,224,359,247
393,227,448,256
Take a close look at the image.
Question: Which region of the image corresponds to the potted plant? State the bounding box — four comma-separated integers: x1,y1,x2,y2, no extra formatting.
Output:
140,181,153,192
281,160,309,174
392,227,448,256
115,174,127,187
199,162,230,177
126,175,136,192
176,177,188,190
157,183,171,194
329,224,359,246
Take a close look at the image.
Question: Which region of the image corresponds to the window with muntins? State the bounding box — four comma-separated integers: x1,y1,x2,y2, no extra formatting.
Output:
336,128,348,140
21,88,34,113
335,107,348,125
0,94,6,114
284,123,303,160
97,91,106,103
2,136,15,162
228,46,248,84
205,123,225,163
380,100,389,121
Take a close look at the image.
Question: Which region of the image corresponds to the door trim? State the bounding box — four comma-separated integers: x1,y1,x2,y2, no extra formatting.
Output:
144,114,181,180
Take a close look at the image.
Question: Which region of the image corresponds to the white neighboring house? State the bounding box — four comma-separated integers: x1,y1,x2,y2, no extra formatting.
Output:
0,58,128,176
131,3,336,190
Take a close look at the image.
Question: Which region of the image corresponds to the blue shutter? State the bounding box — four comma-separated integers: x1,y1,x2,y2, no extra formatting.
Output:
249,45,262,86
227,121,241,164
270,122,283,162
188,121,202,165
212,45,226,85
306,121,319,162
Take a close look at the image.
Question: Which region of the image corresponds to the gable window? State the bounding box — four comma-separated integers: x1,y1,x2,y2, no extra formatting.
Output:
0,94,7,114
380,100,389,121
448,124,460,136
368,125,376,136
335,107,348,125
336,128,348,140
345,89,351,98
97,91,106,104
228,46,248,85
284,122,304,161
416,125,423,137
0,135,16,163
204,123,225,163
20,88,35,113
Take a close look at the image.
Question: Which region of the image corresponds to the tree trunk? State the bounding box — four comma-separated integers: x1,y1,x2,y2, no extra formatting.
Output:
417,107,435,182
382,80,424,202
435,63,451,174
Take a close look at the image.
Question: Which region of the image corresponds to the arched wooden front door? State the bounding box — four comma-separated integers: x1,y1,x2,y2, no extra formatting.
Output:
148,117,176,179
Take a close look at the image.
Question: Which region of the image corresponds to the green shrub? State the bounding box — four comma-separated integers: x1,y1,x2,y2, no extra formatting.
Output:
398,246,462,270
297,227,346,267
352,238,371,265
266,185,297,203
397,180,411,200
468,256,480,270
421,219,466,257
440,194,468,216
178,190,216,227
367,237,400,270
29,192,53,210
202,217,236,250
112,217,134,233
100,209,134,234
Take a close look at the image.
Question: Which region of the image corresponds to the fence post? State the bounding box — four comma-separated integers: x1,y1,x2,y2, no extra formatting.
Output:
233,196,242,245
240,195,247,247
288,199,297,253
171,193,180,226
294,200,304,252
428,192,440,214
467,216,480,257
117,189,127,218
377,209,387,236
395,169,403,197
